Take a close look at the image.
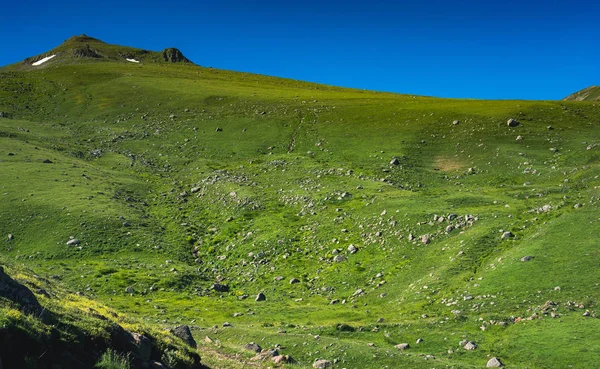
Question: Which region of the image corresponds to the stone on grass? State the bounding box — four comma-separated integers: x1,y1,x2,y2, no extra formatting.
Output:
333,254,346,262
347,244,358,254
272,355,294,364
66,238,80,246
487,357,504,367
170,325,197,348
507,118,519,127
256,292,266,301
521,256,534,262
313,359,332,368
501,231,514,239
244,342,262,353
212,283,229,292
395,343,410,350
464,341,478,350
290,278,300,284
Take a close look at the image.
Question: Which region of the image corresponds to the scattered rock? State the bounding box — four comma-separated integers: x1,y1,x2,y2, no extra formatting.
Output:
516,135,523,141
507,118,519,127
215,127,223,132
7,234,13,241
333,254,346,262
244,342,262,353
212,283,229,292
520,256,534,262
416,338,424,344
464,341,478,350
272,355,294,364
421,234,430,245
252,349,279,361
256,292,266,301
347,244,358,254
501,231,514,239
43,159,53,164
66,238,80,246
170,325,197,348
453,120,460,125
574,203,583,209
390,157,400,165
487,357,504,367
125,286,134,294
222,322,232,327
395,343,410,350
313,359,332,368
290,278,300,284
204,336,214,343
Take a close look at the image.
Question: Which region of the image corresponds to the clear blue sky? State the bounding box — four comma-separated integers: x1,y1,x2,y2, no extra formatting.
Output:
1,0,598,100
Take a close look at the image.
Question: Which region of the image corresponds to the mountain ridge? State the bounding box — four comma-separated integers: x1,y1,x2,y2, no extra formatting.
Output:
18,34,193,68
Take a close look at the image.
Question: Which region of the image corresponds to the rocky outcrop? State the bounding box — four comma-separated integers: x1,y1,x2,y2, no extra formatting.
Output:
162,48,192,63
0,266,42,315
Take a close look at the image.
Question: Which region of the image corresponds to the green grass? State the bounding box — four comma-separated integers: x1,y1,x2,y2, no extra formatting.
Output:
96,349,132,369
1,37,599,368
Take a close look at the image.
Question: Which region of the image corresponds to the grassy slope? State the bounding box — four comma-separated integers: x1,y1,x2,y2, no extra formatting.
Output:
563,86,600,101
1,58,599,368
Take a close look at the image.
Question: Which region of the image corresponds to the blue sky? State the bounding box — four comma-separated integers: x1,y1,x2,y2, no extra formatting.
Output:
1,0,598,99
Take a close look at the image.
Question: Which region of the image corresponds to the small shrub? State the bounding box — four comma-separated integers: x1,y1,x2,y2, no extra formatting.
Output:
95,349,131,369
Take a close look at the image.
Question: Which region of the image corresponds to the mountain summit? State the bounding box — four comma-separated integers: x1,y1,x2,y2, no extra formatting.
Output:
21,34,193,67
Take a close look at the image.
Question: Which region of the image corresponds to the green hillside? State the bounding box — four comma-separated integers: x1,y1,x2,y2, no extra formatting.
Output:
1,36,599,369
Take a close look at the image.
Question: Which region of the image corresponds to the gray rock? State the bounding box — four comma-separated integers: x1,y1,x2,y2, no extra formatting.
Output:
66,238,80,246
272,355,293,364
313,359,332,368
507,118,519,127
125,286,134,294
501,231,514,239
290,278,300,284
521,256,534,262
464,341,477,350
421,234,430,245
212,283,229,292
170,325,197,348
453,120,460,125
244,342,262,353
487,357,504,367
390,157,400,165
256,292,266,301
333,254,346,262
395,343,410,350
347,244,358,254
7,234,13,241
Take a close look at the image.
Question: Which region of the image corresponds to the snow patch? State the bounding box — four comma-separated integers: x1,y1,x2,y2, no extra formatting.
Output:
32,54,56,66
126,58,140,63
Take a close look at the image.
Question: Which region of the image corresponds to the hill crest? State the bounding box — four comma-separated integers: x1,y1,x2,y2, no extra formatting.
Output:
20,34,193,68
563,85,600,101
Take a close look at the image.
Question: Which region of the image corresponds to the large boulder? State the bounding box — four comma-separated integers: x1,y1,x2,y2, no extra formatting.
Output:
171,325,197,348
0,266,42,315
